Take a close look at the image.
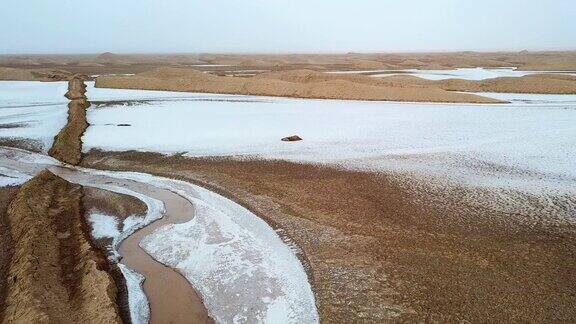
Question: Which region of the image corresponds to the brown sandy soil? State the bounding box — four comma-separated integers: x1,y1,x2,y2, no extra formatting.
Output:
48,77,90,165
260,69,576,94
84,186,147,219
2,51,575,80
0,138,43,153
377,73,576,94
95,67,501,103
172,51,576,71
82,150,576,322
0,67,76,81
436,73,576,94
0,186,17,322
2,170,121,323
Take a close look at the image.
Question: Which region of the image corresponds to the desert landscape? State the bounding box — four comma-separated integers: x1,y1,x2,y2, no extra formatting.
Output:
1,1,576,323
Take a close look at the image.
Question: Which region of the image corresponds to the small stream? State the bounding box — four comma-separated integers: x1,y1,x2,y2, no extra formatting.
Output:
0,146,319,323
52,166,212,323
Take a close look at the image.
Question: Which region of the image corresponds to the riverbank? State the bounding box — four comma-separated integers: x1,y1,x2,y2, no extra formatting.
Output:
81,150,576,322
1,170,121,323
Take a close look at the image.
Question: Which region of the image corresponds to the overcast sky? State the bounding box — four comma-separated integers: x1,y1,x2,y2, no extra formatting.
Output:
1,0,575,54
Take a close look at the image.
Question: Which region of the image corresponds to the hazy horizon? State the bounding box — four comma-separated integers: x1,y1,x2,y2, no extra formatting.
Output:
1,0,575,54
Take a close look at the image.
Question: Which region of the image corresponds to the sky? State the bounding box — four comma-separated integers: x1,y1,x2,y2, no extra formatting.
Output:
1,0,575,54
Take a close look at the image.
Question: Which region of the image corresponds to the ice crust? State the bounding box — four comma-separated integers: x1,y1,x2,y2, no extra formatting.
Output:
2,80,576,193
81,84,576,193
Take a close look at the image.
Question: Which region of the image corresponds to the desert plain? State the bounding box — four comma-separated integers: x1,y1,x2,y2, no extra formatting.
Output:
0,51,575,323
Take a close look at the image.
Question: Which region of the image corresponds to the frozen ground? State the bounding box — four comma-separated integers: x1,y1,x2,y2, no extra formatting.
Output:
331,67,576,80
0,165,32,186
0,81,200,150
1,81,575,193
84,84,576,193
0,81,69,151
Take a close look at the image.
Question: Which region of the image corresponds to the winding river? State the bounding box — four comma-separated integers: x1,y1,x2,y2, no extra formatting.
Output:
0,146,319,323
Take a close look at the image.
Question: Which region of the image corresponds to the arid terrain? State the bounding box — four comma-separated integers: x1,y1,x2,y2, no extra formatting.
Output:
2,51,576,75
0,51,575,323
79,151,576,322
2,51,576,103
94,67,502,103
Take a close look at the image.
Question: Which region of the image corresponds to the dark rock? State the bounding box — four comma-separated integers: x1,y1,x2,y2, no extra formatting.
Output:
281,135,303,142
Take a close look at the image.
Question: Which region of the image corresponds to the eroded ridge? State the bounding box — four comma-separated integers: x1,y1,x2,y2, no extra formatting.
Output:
48,76,90,165
2,170,121,323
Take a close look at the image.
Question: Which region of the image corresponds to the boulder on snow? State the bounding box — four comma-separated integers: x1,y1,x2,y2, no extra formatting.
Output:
281,135,302,142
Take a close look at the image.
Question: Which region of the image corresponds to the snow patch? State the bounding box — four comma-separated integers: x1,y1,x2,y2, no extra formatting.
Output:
0,81,69,152
0,166,32,187
118,263,150,324
88,213,120,239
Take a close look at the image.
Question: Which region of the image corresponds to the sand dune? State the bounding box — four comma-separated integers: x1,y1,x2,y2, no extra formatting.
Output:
259,69,576,94
96,67,502,103
2,51,575,81
0,67,75,81
436,74,576,94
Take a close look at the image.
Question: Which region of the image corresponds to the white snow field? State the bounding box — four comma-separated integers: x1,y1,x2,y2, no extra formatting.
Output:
0,81,69,150
2,81,576,193
83,83,576,193
330,67,576,80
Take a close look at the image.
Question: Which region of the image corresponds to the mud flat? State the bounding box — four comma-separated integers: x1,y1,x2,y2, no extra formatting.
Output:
1,170,121,323
95,67,501,104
